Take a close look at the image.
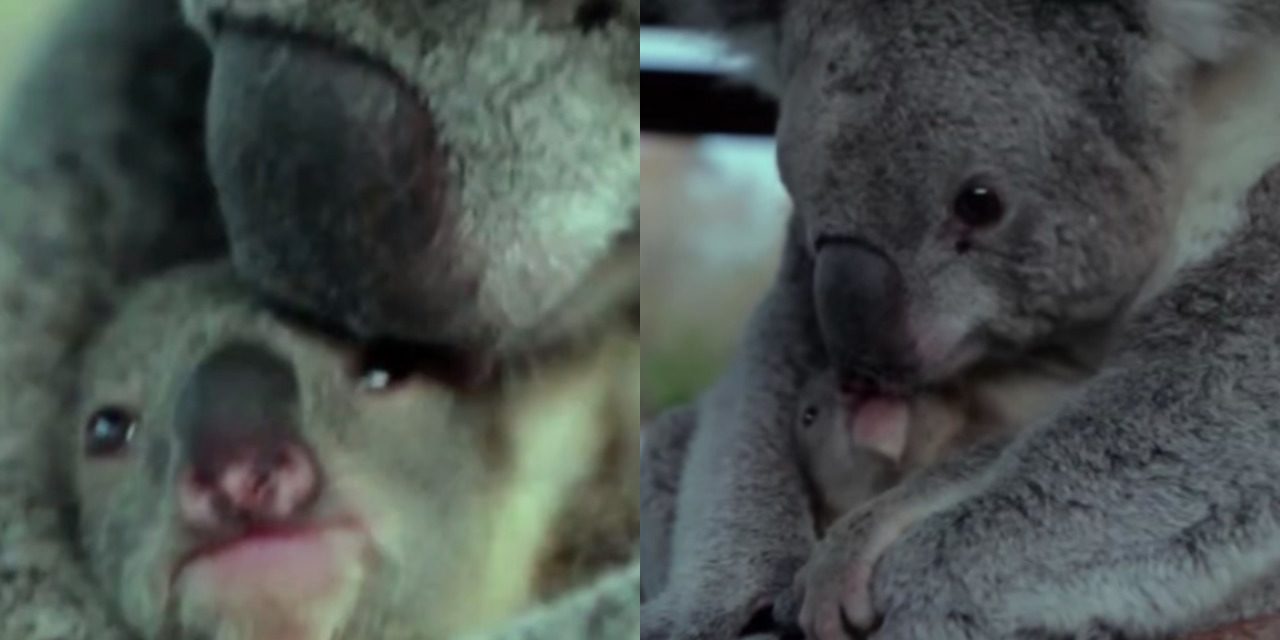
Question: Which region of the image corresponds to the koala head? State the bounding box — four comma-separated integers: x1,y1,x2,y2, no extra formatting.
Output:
69,262,626,639
793,371,900,525
671,0,1280,391
179,0,639,357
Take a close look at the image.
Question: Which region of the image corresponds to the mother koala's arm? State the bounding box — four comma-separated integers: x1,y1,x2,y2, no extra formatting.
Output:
642,214,827,639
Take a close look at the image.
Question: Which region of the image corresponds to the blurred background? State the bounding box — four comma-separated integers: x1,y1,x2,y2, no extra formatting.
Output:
0,2,790,420
640,22,790,418
0,1,70,104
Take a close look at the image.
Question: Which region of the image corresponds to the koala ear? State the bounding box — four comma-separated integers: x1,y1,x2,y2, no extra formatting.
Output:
1147,0,1271,63
658,0,787,94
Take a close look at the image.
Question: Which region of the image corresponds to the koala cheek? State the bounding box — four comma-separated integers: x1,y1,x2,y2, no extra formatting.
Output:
905,277,999,380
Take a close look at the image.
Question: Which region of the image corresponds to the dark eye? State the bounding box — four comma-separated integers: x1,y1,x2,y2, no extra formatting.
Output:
355,342,417,392
952,181,1005,228
84,407,137,457
801,406,819,428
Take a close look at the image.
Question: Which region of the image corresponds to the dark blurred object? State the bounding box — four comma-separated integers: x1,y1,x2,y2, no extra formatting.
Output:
640,26,778,136
1184,616,1280,640
642,70,777,136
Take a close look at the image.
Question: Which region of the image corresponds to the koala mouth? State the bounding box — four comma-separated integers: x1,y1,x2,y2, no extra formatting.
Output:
171,521,375,607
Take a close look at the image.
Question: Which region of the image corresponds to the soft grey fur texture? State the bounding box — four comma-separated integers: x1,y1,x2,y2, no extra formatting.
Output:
0,0,638,637
639,405,697,602
44,260,638,639
182,0,639,352
647,0,1280,638
463,560,640,640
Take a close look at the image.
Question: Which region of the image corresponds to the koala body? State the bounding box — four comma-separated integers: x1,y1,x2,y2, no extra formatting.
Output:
64,261,638,640
647,1,1280,638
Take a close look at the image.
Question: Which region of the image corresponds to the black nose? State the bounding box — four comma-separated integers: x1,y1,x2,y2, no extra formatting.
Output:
206,28,471,344
175,342,302,480
812,240,916,389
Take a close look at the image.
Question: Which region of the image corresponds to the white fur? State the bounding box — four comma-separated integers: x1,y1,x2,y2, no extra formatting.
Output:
1149,0,1247,62
1138,42,1280,305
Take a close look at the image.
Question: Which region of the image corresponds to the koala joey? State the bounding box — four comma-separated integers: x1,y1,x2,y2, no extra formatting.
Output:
793,371,964,532
65,261,638,640
652,0,1280,638
796,362,1091,512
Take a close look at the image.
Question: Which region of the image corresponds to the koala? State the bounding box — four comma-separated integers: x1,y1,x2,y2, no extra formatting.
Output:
52,261,638,640
647,1,1280,638
640,331,1080,623
792,371,966,532
798,359,1090,529
0,0,636,634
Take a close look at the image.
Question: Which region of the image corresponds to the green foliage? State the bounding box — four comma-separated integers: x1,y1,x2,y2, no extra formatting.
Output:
641,332,730,418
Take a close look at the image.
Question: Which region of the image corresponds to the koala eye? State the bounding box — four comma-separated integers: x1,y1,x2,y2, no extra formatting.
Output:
355,343,416,392
952,181,1005,229
800,406,819,428
84,407,138,457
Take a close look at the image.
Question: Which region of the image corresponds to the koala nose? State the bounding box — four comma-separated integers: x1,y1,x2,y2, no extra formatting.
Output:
177,441,320,528
813,240,917,390
174,342,321,527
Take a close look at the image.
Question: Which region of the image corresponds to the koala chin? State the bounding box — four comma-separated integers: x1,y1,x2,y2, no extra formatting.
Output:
68,262,639,640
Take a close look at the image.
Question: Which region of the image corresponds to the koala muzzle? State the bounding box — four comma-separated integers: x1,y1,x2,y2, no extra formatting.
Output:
813,240,917,390
175,342,321,527
206,27,474,346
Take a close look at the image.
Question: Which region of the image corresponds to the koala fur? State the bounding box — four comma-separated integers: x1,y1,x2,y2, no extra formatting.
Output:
48,260,637,640
647,1,1280,638
0,0,637,636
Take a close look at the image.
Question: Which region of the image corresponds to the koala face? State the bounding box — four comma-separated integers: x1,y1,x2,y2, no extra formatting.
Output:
179,0,639,356
673,0,1280,390
777,1,1182,388
70,263,619,640
793,372,899,522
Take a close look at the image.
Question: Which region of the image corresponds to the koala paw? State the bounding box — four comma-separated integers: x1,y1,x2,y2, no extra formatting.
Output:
777,484,959,640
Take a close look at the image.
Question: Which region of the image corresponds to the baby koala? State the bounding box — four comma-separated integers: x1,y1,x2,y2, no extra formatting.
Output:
794,367,1070,531
66,261,638,640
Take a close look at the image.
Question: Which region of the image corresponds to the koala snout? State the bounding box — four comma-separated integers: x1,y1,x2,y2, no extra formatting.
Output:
813,240,917,389
178,442,321,529
207,28,469,345
175,342,322,527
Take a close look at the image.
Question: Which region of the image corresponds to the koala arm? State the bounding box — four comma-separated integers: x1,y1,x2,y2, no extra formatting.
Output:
642,214,827,638
0,0,216,637
800,182,1280,639
639,404,698,601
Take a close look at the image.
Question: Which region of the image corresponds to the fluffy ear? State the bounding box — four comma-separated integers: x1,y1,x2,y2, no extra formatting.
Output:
657,0,788,94
1147,0,1279,63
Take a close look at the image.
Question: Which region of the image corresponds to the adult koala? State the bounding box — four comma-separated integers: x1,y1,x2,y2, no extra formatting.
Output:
0,0,636,637
646,1,1280,638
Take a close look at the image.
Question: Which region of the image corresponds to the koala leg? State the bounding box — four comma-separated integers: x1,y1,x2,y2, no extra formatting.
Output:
643,215,826,640
0,0,218,636
640,404,698,602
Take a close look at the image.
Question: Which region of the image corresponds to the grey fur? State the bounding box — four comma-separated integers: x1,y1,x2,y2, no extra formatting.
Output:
639,405,697,602
649,0,1280,638
0,0,638,636
61,261,637,639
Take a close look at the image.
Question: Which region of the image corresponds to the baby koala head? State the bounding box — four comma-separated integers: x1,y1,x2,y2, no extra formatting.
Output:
69,262,621,640
793,371,967,529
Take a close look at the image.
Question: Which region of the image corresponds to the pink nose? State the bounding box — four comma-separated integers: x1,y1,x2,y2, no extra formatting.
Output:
178,442,320,529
